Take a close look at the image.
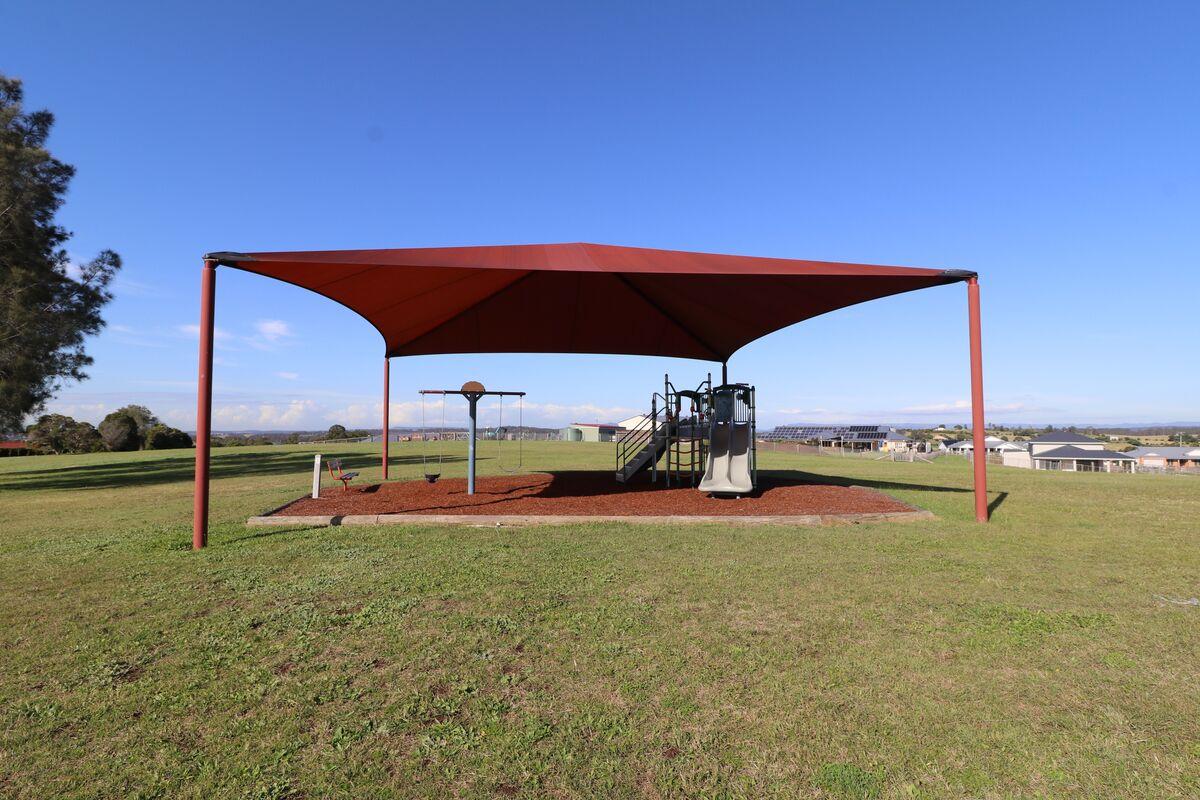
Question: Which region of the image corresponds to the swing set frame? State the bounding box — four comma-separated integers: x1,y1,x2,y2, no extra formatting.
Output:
419,382,525,495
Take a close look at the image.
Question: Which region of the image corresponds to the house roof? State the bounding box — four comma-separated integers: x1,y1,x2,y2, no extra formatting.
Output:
1028,431,1100,444
761,424,904,443
569,422,622,428
1125,446,1200,459
946,436,1023,451
1032,445,1134,460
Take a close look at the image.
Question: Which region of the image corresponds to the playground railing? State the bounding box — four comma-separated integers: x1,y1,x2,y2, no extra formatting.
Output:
615,398,666,476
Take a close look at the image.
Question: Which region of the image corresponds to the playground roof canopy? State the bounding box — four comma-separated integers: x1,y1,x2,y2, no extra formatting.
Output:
207,243,973,362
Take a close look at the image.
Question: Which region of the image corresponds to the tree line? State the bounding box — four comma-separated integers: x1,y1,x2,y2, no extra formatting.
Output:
24,405,191,454
22,413,377,454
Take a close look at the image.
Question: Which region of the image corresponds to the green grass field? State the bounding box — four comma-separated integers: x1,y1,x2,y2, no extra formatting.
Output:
1,442,1197,799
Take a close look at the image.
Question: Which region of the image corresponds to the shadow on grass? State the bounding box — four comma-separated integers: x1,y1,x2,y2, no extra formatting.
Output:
0,450,465,492
988,491,1009,516
756,469,972,496
223,525,327,545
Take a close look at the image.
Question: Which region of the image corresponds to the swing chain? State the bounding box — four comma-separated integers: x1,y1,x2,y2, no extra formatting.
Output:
496,394,523,473
420,391,445,481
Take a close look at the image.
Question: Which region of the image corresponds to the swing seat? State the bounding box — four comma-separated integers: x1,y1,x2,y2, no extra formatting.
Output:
425,473,440,484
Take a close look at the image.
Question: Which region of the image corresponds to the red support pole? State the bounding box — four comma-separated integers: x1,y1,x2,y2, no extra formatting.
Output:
967,276,989,522
382,357,390,480
193,260,217,549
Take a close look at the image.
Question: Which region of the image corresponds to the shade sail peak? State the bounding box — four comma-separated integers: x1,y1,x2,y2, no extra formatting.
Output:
212,243,970,361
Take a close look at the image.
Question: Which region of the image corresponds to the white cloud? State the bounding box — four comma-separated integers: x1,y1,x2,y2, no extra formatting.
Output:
109,322,170,349
770,409,849,424
326,402,426,428
177,323,236,349
113,277,167,298
250,319,295,349
42,401,110,424
212,400,318,429
897,399,1045,416
176,321,295,352
255,319,292,341
317,399,638,431
62,258,85,282
517,401,638,424
275,371,300,381
898,400,972,414
766,398,1055,426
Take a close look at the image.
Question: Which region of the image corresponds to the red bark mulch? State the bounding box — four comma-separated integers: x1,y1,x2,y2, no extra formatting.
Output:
273,471,914,517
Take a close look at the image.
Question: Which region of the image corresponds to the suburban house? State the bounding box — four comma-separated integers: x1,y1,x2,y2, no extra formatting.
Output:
617,414,649,433
1027,431,1135,472
560,422,624,443
1124,446,1200,471
945,436,1026,455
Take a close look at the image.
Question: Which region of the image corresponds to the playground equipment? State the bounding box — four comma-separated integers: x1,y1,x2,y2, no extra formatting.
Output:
193,244,989,549
420,389,447,483
617,374,756,494
698,384,757,495
494,392,524,473
420,382,525,495
326,458,359,492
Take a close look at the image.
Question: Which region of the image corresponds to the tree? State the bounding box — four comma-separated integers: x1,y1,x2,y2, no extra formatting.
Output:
145,423,192,450
65,420,103,453
25,413,77,454
325,424,348,440
0,75,121,434
284,432,300,445
113,404,159,446
26,413,103,453
98,410,139,451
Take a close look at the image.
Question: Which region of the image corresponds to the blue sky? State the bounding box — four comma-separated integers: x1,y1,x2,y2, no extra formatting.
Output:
7,1,1198,431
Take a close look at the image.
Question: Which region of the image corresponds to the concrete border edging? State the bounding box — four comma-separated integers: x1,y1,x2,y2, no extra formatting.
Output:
246,509,935,528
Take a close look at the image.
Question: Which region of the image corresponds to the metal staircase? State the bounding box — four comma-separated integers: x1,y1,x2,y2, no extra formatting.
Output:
614,416,673,484
615,374,712,486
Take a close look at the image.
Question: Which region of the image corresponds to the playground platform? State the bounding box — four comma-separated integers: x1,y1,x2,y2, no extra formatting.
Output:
250,471,933,527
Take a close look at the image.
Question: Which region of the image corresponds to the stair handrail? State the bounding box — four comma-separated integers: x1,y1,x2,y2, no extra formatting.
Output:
615,393,668,475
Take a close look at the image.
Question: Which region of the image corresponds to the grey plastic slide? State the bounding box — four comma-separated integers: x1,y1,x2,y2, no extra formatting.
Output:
699,422,753,494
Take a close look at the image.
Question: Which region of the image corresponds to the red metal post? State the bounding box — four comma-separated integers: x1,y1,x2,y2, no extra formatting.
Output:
382,357,390,480
193,260,217,549
967,277,988,522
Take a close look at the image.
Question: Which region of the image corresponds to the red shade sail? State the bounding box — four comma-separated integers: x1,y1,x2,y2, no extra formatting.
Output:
207,243,973,362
